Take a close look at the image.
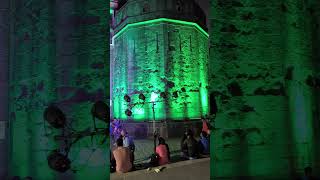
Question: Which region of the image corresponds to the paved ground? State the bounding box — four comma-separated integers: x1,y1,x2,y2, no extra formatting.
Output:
111,158,210,180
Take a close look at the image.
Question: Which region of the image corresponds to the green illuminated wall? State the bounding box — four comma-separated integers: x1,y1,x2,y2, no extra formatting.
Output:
112,19,209,121
111,0,209,121
8,0,109,179
209,0,320,178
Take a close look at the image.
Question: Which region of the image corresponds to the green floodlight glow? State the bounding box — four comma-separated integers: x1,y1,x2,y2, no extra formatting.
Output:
150,92,158,102
112,16,209,121
112,18,209,42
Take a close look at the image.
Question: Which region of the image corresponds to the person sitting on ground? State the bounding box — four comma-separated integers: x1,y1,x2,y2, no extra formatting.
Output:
199,131,210,155
183,129,199,160
181,129,189,157
297,166,319,180
112,138,132,173
121,130,135,150
121,130,135,166
156,137,170,166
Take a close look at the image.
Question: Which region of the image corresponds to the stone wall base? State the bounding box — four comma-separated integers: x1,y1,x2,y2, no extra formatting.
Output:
120,120,203,139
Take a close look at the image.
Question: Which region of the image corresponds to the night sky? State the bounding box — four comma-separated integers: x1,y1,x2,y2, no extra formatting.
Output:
195,0,209,27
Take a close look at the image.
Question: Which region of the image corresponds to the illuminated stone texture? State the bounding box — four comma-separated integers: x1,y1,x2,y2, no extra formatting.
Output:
111,0,209,121
8,0,109,179
209,0,320,178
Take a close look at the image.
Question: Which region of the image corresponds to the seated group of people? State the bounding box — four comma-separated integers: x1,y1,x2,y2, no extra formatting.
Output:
111,134,171,173
181,129,210,160
153,129,210,167
152,118,211,167
111,128,210,174
111,117,212,174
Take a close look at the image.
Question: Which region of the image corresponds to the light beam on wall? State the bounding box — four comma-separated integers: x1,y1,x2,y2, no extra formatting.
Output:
151,92,158,102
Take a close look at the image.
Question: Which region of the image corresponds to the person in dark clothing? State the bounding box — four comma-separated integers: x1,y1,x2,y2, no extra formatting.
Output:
183,129,199,159
180,129,192,157
297,166,319,180
110,151,116,173
149,153,160,167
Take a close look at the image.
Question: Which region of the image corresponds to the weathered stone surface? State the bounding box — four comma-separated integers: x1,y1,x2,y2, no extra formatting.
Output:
209,0,320,178
7,0,109,179
111,0,209,121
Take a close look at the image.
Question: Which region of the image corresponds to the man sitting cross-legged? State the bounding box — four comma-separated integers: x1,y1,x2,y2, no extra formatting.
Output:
112,138,132,173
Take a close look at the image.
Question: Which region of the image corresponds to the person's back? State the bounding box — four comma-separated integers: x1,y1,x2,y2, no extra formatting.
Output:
184,136,198,159
156,144,169,165
113,147,132,173
113,138,132,173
